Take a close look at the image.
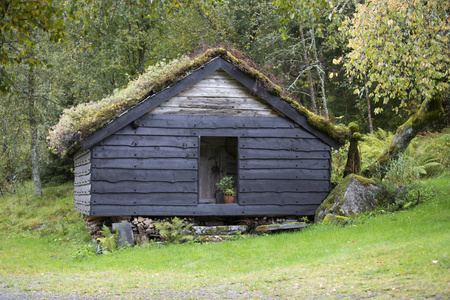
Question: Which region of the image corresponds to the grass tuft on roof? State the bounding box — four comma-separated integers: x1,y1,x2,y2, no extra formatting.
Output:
48,48,349,157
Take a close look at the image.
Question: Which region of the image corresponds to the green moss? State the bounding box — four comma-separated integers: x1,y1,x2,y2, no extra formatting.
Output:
323,214,349,225
348,122,359,133
352,132,362,140
354,175,376,186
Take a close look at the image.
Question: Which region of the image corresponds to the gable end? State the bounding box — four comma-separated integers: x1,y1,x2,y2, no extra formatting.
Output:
83,57,341,150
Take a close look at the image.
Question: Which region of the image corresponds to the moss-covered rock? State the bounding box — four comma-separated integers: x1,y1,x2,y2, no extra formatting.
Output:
315,174,385,223
322,214,349,226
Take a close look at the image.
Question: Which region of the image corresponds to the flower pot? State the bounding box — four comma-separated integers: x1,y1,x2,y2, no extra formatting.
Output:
223,195,235,204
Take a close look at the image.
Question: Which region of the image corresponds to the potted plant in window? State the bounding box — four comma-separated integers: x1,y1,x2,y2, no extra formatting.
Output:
216,176,235,204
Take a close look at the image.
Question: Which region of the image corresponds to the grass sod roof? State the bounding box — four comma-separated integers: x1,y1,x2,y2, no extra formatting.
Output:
48,48,350,157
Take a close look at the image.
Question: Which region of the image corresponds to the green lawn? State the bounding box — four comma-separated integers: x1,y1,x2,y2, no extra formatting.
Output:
0,176,448,299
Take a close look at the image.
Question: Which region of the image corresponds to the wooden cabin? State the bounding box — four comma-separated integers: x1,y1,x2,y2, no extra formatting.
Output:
73,52,343,218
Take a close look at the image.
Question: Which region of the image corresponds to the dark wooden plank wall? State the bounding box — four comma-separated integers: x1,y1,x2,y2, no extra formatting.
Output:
239,136,330,206
74,149,92,215
88,114,331,216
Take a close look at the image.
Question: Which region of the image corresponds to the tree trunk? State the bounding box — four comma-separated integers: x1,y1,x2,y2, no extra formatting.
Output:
344,124,361,177
361,95,444,179
27,68,42,196
137,41,146,75
310,24,329,119
364,73,373,133
299,21,318,114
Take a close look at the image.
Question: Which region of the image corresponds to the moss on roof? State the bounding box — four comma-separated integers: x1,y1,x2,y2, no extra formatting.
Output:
48,48,350,157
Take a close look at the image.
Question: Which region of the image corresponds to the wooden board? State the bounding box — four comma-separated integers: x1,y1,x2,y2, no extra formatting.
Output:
92,146,198,159
98,135,198,147
74,195,91,205
91,169,197,183
74,184,91,195
91,158,198,170
116,126,314,139
90,203,319,217
92,181,197,193
91,193,198,206
240,149,330,160
136,114,299,129
239,137,329,151
240,159,330,169
148,70,279,117
239,192,328,205
239,169,330,180
74,203,91,215
239,180,329,193
74,163,91,176
74,174,91,186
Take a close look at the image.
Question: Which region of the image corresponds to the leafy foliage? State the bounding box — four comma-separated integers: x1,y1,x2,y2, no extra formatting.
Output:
342,0,449,113
360,128,449,180
97,224,118,253
216,176,235,196
0,0,67,93
154,217,193,244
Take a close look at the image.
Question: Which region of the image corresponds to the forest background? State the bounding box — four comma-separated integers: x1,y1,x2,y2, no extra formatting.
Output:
0,0,448,195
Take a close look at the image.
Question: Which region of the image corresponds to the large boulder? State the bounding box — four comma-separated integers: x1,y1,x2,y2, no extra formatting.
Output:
315,174,385,223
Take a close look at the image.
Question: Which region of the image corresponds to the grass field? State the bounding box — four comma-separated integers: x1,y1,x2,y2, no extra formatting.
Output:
0,176,448,299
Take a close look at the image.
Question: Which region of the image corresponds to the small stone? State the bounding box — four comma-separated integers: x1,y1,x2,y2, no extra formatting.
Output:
112,223,134,247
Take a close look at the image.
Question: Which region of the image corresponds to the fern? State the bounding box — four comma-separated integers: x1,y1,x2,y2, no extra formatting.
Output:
97,224,118,253
154,217,194,244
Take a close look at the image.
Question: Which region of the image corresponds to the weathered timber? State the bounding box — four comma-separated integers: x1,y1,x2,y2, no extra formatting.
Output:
74,151,91,167
239,137,329,151
74,184,91,195
92,181,197,194
149,107,276,117
255,222,306,233
92,146,197,159
91,169,197,182
239,169,330,180
239,192,328,205
191,225,248,235
137,115,301,130
116,126,315,139
75,203,91,215
149,70,278,117
74,195,91,205
98,135,198,147
91,158,197,170
74,174,91,186
240,149,330,160
239,180,329,193
74,149,91,160
90,204,319,216
91,193,198,206
240,159,330,169
74,163,91,176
